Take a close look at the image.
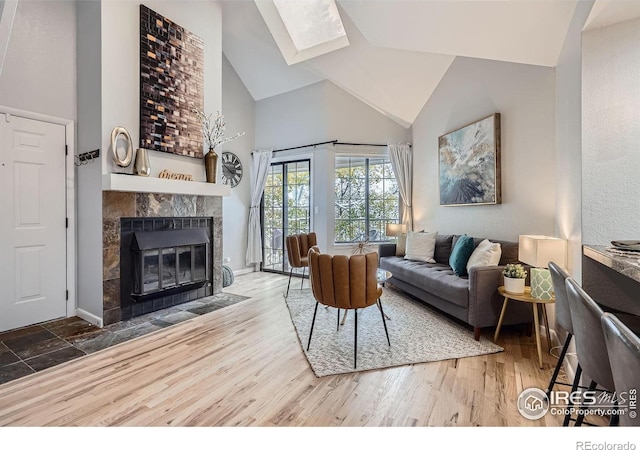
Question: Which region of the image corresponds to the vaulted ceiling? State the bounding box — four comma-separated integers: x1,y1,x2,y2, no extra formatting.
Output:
220,0,635,129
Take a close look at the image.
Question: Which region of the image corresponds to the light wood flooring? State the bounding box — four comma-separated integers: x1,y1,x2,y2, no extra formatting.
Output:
0,272,572,426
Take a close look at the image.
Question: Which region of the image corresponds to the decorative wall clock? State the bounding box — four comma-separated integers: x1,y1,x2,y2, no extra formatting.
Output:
221,152,243,188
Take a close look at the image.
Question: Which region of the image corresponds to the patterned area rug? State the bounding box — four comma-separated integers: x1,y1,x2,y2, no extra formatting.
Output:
285,287,503,377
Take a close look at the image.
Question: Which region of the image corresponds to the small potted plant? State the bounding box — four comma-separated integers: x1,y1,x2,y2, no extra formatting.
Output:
503,263,527,294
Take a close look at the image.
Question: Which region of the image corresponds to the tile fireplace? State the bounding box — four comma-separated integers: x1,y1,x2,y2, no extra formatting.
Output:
102,191,223,325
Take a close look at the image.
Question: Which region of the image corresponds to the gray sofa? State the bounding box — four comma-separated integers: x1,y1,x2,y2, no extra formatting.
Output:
379,234,533,340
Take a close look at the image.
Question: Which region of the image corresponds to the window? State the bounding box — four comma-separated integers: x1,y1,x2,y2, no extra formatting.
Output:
262,159,311,273
334,156,399,243
273,0,346,51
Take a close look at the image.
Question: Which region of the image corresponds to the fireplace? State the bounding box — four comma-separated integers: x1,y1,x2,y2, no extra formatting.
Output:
102,192,223,326
130,228,209,297
120,216,214,320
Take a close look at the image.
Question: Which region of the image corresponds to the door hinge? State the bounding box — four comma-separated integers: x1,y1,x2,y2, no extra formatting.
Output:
66,290,69,301
66,217,69,228
65,145,68,156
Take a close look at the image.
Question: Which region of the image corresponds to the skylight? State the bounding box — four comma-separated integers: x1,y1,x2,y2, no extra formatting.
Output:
273,0,346,51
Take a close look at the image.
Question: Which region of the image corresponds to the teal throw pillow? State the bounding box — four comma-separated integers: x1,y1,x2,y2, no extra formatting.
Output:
449,235,475,276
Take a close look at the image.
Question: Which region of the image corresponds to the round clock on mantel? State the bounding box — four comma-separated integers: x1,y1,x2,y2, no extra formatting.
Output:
221,152,243,188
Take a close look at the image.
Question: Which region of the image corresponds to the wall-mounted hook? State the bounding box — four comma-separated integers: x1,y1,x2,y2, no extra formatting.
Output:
75,149,100,167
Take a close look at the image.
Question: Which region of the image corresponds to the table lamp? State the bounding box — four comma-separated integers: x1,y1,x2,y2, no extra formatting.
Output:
385,223,407,240
518,235,567,300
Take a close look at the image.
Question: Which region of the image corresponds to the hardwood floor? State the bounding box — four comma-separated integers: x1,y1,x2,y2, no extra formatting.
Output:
0,272,571,426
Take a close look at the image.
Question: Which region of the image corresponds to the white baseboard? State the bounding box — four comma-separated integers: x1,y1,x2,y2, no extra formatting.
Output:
76,308,103,328
233,267,255,276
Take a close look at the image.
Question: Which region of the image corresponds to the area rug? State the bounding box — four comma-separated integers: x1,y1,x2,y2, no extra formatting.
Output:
285,287,503,377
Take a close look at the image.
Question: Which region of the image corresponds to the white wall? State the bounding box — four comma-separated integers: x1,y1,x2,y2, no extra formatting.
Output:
100,1,222,181
411,57,556,241
255,81,329,150
582,17,640,246
255,80,411,255
221,55,255,273
326,81,411,143
0,0,76,120
76,0,103,321
555,0,594,281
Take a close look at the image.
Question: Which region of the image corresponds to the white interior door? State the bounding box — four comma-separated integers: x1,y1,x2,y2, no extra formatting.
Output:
0,114,67,332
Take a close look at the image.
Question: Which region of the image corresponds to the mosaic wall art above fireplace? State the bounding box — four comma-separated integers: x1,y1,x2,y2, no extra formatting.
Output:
139,4,204,158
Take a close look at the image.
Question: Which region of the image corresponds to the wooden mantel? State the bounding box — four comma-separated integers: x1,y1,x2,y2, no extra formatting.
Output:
102,173,231,197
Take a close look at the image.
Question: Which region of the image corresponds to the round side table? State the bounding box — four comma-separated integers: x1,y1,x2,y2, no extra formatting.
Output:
494,286,555,369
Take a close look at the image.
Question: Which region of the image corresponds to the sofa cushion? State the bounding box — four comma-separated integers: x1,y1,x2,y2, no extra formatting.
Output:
449,234,475,276
404,231,437,263
380,256,469,308
434,234,454,264
396,230,425,256
396,233,407,256
466,239,502,272
452,235,519,266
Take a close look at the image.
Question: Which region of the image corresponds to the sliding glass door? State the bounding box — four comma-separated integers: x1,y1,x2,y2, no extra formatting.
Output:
262,159,311,274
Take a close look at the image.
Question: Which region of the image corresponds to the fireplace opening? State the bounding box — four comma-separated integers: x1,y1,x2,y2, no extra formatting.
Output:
130,229,209,298
120,217,214,320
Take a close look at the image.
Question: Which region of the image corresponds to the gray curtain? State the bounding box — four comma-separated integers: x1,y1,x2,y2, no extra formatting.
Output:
246,150,273,266
388,143,413,231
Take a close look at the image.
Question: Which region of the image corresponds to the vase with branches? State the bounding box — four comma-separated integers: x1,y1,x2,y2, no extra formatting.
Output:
192,107,245,183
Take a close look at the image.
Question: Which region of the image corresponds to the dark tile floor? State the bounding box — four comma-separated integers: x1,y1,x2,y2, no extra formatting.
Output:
0,292,250,385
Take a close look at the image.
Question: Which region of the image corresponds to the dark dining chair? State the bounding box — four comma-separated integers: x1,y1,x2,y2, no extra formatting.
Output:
546,262,575,397
601,312,640,426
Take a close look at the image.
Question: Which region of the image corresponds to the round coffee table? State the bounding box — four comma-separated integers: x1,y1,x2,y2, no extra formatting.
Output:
377,269,392,286
494,286,555,369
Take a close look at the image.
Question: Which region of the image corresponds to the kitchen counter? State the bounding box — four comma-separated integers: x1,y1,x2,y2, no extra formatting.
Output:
583,245,640,285
582,245,640,316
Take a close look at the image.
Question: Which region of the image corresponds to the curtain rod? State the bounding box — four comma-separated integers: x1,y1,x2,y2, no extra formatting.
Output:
252,140,411,155
334,142,412,148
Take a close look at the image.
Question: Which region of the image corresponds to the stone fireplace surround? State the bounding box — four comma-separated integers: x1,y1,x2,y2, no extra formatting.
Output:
103,191,223,326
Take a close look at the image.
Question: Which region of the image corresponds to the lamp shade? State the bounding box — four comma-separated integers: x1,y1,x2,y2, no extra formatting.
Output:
385,223,406,237
518,235,567,268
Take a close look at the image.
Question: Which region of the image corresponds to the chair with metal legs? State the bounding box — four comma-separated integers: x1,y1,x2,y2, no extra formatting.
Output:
306,248,390,369
284,232,318,297
601,312,640,426
565,278,622,426
547,263,578,408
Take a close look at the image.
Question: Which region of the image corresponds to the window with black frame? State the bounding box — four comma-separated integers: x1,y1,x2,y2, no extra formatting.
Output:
334,155,399,244
262,159,311,274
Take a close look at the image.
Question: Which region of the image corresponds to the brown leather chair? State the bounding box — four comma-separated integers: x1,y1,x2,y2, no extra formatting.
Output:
307,248,390,368
285,232,318,297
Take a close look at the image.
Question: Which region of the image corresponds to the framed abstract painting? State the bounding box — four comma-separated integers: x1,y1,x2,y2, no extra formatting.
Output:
438,113,501,206
140,5,204,158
